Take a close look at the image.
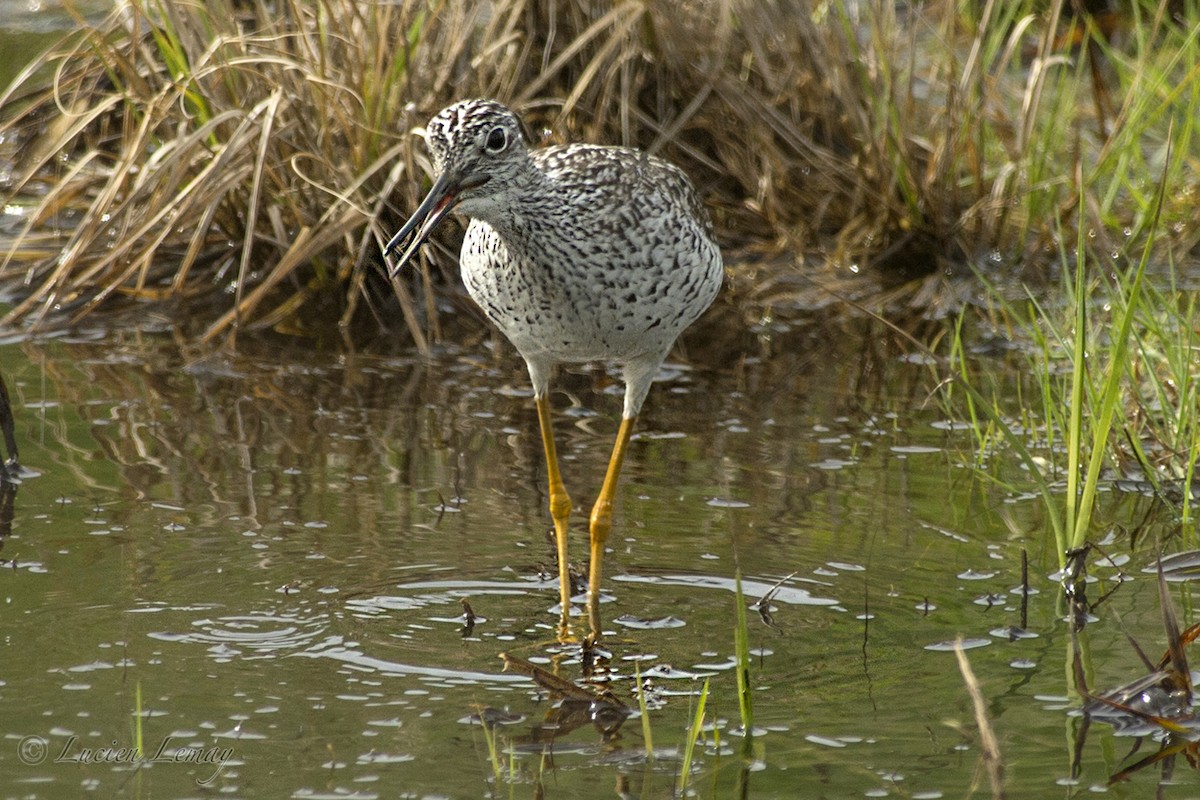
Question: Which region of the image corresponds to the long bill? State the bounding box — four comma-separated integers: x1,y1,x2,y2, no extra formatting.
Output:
383,172,458,277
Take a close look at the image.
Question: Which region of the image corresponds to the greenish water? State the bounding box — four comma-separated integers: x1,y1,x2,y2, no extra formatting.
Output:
0,318,1191,799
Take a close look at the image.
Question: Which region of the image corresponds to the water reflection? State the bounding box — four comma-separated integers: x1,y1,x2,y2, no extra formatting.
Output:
0,319,1191,796
0,481,14,565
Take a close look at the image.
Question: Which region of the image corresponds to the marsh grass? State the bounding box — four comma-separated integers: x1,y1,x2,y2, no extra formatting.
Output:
1,0,1197,338
944,127,1197,568
676,677,710,795
732,572,755,741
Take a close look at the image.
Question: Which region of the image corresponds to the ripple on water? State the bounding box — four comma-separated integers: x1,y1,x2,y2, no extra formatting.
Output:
345,578,543,619
147,610,328,657
613,614,687,630
298,637,528,685
924,638,991,652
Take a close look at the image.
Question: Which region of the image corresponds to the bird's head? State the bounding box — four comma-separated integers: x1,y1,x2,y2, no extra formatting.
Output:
384,99,530,274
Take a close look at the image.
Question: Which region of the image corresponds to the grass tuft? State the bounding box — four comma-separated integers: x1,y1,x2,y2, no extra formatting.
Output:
0,1,1196,338
940,112,1197,576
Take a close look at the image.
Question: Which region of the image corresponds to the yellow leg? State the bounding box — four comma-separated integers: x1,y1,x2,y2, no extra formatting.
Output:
535,394,574,637
587,416,636,638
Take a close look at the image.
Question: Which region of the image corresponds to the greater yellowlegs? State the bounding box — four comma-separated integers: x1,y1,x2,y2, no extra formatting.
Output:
385,99,723,639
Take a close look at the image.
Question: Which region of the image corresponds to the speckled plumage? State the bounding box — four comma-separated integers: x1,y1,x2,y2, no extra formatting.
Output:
384,99,723,637
394,99,723,418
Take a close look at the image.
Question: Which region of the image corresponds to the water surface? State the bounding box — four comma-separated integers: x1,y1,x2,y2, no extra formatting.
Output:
0,317,1189,798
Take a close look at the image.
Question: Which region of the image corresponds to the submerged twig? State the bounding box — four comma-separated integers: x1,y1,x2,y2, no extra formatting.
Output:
752,571,796,632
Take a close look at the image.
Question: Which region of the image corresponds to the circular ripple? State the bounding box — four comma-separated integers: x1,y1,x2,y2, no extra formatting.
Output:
149,611,327,655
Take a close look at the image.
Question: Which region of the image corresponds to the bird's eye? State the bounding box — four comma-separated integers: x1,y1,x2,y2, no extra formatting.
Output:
484,126,508,154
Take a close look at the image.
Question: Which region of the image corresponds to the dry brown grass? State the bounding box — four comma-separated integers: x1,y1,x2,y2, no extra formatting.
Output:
1,0,1197,342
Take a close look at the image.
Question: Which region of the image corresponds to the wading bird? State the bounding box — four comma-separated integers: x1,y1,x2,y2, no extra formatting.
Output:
385,99,722,639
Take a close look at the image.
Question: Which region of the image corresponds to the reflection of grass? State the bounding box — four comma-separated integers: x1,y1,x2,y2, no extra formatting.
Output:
954,642,1005,798
477,715,531,797
680,573,755,793
134,680,144,760
1,1,1196,337
480,714,502,786
633,660,653,761
921,157,1196,800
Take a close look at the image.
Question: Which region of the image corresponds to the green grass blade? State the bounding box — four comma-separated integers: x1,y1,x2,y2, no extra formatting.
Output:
1068,125,1172,551
677,677,709,794
1064,200,1087,547
734,571,754,736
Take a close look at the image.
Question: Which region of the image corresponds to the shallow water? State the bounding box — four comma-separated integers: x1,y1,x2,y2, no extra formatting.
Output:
0,316,1192,799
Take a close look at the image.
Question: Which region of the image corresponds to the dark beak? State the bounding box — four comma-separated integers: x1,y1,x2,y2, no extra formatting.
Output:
383,172,459,277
